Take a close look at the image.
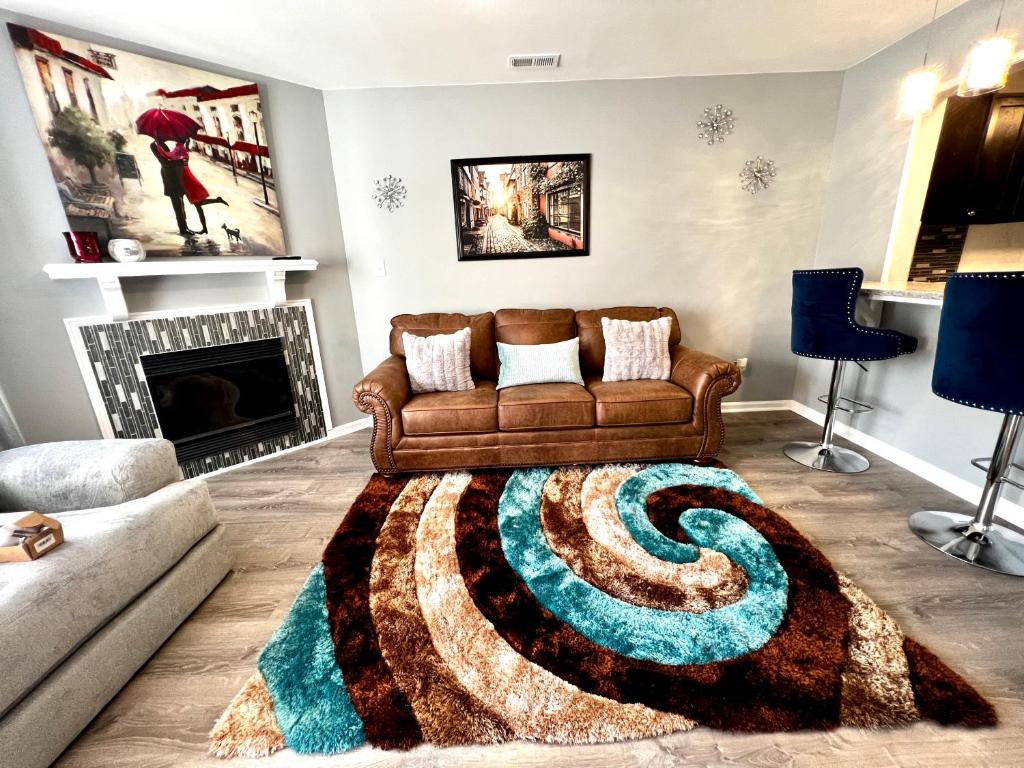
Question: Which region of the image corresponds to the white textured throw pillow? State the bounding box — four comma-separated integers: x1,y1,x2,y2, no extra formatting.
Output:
601,316,672,382
403,328,475,394
496,338,585,390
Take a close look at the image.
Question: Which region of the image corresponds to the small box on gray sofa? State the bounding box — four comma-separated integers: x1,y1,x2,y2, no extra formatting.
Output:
0,439,232,768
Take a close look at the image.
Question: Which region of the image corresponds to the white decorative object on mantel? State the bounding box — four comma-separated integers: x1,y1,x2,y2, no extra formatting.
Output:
107,239,146,263
42,257,318,320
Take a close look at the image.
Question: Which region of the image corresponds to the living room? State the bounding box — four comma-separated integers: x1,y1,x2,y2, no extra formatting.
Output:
1,1,1022,766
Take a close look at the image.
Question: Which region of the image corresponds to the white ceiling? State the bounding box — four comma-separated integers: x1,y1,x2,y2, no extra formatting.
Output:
3,0,969,90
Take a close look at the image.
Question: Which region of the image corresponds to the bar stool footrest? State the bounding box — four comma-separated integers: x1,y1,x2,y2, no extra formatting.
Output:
816,394,873,414
971,457,1024,491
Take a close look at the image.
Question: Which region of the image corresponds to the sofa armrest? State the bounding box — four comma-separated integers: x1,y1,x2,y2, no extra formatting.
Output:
669,345,741,456
0,439,182,514
352,355,411,473
670,346,741,396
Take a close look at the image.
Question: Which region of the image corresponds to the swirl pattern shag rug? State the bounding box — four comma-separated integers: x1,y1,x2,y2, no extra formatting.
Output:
209,463,996,758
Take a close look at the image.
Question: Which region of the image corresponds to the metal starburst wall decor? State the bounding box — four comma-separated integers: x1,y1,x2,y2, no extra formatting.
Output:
740,155,777,195
696,104,735,145
372,174,407,212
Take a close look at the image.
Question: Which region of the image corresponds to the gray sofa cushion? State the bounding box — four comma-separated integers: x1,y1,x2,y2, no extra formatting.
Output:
0,439,181,514
0,526,230,768
0,479,217,717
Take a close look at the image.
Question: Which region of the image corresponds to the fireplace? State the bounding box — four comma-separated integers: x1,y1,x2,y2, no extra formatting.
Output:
67,302,329,477
141,338,299,462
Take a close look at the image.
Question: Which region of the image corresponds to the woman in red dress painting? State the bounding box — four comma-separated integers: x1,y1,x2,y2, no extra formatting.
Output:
153,139,228,235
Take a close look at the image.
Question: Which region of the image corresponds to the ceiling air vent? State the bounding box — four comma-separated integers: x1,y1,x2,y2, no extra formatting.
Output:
508,53,561,70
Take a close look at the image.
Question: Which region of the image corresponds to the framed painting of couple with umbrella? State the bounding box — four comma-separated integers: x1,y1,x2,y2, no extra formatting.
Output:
7,23,287,258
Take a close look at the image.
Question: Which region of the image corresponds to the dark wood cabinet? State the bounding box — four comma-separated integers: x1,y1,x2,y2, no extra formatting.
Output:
922,93,1024,225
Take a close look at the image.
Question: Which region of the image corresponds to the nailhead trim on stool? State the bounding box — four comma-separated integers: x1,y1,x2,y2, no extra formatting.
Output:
791,268,916,362
932,271,1024,416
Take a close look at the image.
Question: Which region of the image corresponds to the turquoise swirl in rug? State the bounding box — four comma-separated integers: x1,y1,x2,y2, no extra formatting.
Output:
497,466,788,664
211,462,997,759
256,564,366,753
616,463,761,563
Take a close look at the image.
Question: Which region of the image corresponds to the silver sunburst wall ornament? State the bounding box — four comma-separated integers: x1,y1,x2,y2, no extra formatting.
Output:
740,155,777,195
696,104,735,145
372,174,407,212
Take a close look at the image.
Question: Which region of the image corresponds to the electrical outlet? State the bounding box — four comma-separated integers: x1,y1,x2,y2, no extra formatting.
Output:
734,357,749,372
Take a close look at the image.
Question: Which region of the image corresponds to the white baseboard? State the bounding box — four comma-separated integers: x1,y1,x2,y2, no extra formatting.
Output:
788,400,1024,528
722,400,793,413
328,417,373,436
198,417,372,479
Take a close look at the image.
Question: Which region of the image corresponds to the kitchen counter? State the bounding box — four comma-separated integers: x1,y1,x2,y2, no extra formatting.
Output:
860,281,945,306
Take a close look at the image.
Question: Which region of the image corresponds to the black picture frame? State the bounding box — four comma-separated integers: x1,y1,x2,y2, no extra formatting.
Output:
451,153,591,261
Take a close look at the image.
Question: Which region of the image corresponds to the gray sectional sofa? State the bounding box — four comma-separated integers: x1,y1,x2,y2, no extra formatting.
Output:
0,439,231,768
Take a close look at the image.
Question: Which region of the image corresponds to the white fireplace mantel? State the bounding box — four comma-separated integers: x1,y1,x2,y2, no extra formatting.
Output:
43,257,318,319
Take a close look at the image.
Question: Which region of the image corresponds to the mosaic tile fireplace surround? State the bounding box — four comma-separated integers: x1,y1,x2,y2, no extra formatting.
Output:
67,301,329,478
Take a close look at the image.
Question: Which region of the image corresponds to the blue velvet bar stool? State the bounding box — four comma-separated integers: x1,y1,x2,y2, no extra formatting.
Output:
786,268,918,473
909,271,1024,577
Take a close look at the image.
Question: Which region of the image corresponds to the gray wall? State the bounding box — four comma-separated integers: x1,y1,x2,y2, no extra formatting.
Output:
324,73,843,401
0,7,363,445
794,0,1024,502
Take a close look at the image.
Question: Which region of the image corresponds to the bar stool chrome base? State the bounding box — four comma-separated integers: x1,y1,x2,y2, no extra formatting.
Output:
908,510,1024,577
784,441,870,473
909,413,1024,577
784,359,871,473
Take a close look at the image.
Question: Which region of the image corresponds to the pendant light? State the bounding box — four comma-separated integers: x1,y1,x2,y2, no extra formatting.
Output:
958,0,1015,96
898,0,942,119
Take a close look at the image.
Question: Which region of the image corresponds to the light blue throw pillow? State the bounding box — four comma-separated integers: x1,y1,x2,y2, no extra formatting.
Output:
496,338,585,390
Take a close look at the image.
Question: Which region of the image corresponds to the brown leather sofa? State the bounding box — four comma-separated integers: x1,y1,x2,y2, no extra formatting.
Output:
352,307,741,474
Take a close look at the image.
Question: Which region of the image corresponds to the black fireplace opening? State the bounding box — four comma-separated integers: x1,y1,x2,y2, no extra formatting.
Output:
141,338,299,462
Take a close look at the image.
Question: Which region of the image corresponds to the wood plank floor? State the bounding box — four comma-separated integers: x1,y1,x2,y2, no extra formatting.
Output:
54,412,1024,768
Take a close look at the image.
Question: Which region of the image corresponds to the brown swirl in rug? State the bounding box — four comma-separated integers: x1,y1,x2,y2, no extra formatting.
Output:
416,471,695,743
542,466,749,611
370,474,516,746
321,474,422,749
457,475,857,730
904,637,997,726
837,575,919,726
209,672,285,758
214,463,996,760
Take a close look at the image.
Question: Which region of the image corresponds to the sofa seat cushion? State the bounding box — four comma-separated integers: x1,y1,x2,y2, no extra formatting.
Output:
402,381,498,435
498,383,595,431
586,378,694,426
0,479,216,718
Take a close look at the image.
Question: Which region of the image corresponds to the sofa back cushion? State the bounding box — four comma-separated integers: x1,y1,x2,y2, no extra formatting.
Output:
390,312,497,380
402,328,475,393
576,307,681,375
494,308,576,345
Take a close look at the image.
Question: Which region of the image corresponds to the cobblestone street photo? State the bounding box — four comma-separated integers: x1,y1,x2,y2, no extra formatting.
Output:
462,211,572,255
452,155,590,260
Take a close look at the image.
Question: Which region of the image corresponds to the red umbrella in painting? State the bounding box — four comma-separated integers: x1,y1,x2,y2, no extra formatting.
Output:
135,107,202,141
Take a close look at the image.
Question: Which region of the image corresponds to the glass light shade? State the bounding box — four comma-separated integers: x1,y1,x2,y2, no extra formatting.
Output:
958,36,1015,96
898,68,941,118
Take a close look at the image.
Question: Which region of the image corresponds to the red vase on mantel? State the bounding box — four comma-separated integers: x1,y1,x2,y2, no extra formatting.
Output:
62,231,102,263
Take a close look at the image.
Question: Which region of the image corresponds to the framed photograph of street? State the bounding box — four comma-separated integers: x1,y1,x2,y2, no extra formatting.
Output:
7,23,285,258
451,154,590,261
